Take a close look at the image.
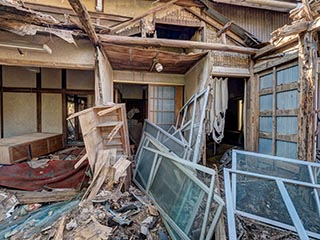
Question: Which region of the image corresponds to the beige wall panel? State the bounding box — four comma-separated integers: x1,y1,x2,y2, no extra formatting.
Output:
67,70,94,90
42,68,62,89
2,66,36,88
41,93,62,133
3,92,37,138
184,56,210,101
113,71,185,86
25,0,96,12
0,31,95,70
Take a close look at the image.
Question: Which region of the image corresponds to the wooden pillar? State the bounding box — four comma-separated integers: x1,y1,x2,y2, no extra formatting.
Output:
62,69,67,141
297,31,318,161
0,65,3,138
36,70,42,132
247,60,259,152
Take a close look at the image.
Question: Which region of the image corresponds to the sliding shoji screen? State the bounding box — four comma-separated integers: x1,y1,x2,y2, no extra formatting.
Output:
258,63,299,159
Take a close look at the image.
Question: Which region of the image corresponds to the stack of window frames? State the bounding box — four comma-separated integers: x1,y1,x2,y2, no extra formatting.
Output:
134,132,224,240
225,149,320,240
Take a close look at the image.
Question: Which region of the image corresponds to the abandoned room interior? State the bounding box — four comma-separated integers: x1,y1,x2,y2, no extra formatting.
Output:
0,0,319,239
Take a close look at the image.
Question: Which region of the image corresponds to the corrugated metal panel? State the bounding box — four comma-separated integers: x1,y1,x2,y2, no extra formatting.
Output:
277,65,299,85
276,90,298,110
260,73,273,90
276,140,297,158
276,116,298,135
259,94,273,111
258,138,273,155
259,116,272,132
211,3,290,42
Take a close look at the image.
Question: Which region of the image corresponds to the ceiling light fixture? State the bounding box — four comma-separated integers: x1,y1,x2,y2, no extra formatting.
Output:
150,57,163,73
0,41,52,54
155,62,163,72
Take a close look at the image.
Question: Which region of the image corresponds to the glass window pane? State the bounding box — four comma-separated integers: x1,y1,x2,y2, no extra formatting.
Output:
277,65,298,85
259,94,273,111
259,116,272,133
276,140,297,159
260,73,273,90
258,138,272,155
276,90,298,110
276,116,298,135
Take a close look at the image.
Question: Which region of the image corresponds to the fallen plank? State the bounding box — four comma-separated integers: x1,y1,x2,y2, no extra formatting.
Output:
54,215,67,240
74,153,88,169
113,157,131,182
9,189,79,204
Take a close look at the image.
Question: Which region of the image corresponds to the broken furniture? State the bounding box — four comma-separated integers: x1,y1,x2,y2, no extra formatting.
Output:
224,150,320,240
68,104,130,170
0,133,64,164
134,132,224,240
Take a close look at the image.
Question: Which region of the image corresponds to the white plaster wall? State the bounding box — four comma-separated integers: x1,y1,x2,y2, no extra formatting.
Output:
41,93,62,133
42,68,61,89
67,69,94,90
3,92,37,137
2,66,36,88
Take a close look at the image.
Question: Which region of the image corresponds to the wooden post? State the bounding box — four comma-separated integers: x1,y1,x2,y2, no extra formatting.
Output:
297,31,318,161
62,69,67,142
0,65,3,138
36,70,42,133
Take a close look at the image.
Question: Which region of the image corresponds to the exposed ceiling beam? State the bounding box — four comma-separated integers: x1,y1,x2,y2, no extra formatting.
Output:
68,0,99,45
99,35,258,55
212,0,299,12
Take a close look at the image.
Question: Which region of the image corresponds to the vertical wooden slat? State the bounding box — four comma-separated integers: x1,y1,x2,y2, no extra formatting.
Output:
0,65,3,138
175,86,183,120
272,67,277,155
62,69,67,142
36,70,42,133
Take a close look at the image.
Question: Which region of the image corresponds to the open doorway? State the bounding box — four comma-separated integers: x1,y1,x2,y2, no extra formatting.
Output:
206,77,246,165
223,78,245,147
66,94,94,143
114,83,148,148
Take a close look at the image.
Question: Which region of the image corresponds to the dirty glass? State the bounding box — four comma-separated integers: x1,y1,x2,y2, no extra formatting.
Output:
174,87,209,163
236,175,293,225
234,150,311,182
228,150,320,239
285,182,320,233
143,120,189,159
134,137,223,240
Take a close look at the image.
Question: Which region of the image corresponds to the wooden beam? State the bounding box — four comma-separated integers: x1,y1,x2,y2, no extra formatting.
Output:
99,35,257,55
68,0,99,45
217,21,234,37
110,0,179,34
254,36,298,59
297,31,317,161
212,0,297,12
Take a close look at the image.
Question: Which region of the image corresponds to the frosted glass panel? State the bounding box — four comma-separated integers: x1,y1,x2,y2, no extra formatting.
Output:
276,90,298,110
259,94,273,111
258,138,272,155
259,117,272,133
277,65,298,85
260,73,273,90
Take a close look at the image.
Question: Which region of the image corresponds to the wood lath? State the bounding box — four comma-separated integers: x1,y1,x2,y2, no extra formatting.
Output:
101,43,208,74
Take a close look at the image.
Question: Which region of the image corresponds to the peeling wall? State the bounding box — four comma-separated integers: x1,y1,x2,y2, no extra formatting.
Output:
184,55,210,101
0,31,95,70
3,92,37,137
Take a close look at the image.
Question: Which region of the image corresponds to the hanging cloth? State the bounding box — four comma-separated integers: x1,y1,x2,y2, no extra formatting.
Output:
208,77,228,143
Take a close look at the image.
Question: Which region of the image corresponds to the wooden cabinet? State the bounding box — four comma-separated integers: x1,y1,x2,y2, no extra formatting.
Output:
0,133,64,164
